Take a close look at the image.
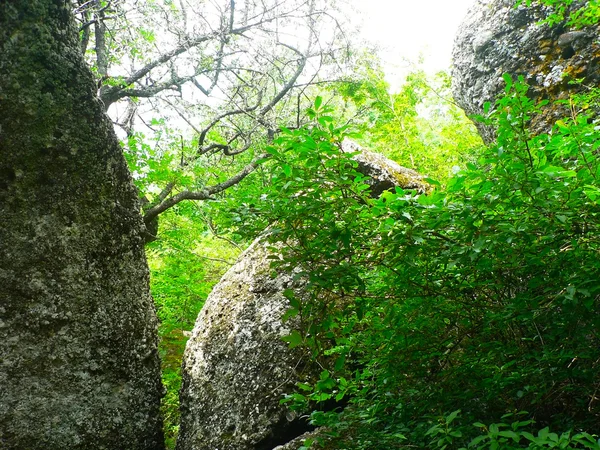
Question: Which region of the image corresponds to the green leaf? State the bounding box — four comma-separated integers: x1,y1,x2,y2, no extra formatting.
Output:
446,409,461,424
281,307,299,322
282,330,303,349
498,430,519,441
314,96,323,110
282,164,293,177
469,435,488,447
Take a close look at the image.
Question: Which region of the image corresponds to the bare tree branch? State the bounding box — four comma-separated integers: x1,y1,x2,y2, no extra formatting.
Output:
98,11,294,108
197,96,263,153
77,0,92,55
94,9,109,78
76,0,354,233
259,44,307,118
99,33,216,107
143,153,269,224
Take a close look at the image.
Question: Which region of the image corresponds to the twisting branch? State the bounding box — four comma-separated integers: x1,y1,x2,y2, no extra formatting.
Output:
77,0,92,54
79,0,353,232
193,45,307,157
94,7,108,78
147,182,176,210
98,13,291,108
258,44,307,119
197,95,263,153
99,32,216,107
142,153,270,224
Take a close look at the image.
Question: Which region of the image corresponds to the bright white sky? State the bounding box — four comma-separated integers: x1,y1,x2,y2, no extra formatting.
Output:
352,0,476,90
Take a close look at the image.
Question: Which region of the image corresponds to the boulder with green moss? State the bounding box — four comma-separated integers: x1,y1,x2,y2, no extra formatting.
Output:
343,139,430,195
176,239,314,450
0,1,164,448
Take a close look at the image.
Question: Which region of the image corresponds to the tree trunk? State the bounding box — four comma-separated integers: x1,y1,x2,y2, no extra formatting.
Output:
0,1,165,449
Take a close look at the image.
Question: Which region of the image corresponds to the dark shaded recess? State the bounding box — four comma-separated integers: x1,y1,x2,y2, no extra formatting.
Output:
0,167,15,190
255,396,349,450
254,415,315,450
561,46,575,59
144,217,159,244
511,7,531,28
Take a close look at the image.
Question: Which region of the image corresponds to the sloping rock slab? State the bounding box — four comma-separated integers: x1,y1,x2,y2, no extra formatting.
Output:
452,0,600,142
343,139,429,195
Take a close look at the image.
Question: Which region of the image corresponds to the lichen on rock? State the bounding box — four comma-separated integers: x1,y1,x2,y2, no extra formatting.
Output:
452,0,600,142
272,429,328,450
0,1,164,448
342,139,430,195
176,239,314,450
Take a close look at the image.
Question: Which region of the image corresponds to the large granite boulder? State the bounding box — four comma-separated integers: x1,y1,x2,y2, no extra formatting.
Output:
452,0,600,142
176,240,312,450
176,146,425,450
0,1,164,448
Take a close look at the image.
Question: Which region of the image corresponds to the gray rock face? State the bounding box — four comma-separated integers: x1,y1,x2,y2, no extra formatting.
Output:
177,147,421,450
343,139,430,195
452,0,600,142
0,1,164,448
177,240,313,450
272,430,326,450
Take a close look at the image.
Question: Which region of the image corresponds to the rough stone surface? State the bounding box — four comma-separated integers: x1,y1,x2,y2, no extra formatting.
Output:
343,139,430,195
0,1,164,449
272,429,327,450
177,147,422,450
177,239,314,450
452,0,600,143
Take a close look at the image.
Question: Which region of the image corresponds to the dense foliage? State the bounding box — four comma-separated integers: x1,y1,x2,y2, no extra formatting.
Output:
146,204,240,447
136,62,483,446
121,2,600,448
243,76,600,449
331,67,483,182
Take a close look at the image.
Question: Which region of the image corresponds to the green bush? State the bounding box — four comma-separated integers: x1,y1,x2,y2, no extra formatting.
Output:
253,78,600,448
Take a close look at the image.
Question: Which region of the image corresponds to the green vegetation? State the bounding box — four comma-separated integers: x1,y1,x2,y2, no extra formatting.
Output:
139,63,600,447
330,66,483,183
144,70,600,449
140,66,484,447
247,77,600,448
516,0,600,28
117,2,600,448
147,205,240,448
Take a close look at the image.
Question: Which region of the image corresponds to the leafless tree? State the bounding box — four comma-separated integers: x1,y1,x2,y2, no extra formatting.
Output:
72,0,353,236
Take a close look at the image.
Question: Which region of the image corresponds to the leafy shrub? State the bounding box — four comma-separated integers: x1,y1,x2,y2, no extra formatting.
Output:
254,77,600,448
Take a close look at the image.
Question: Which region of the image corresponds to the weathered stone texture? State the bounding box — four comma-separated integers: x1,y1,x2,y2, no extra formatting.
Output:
0,1,164,448
342,139,430,195
176,239,314,450
272,429,327,450
452,0,600,142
